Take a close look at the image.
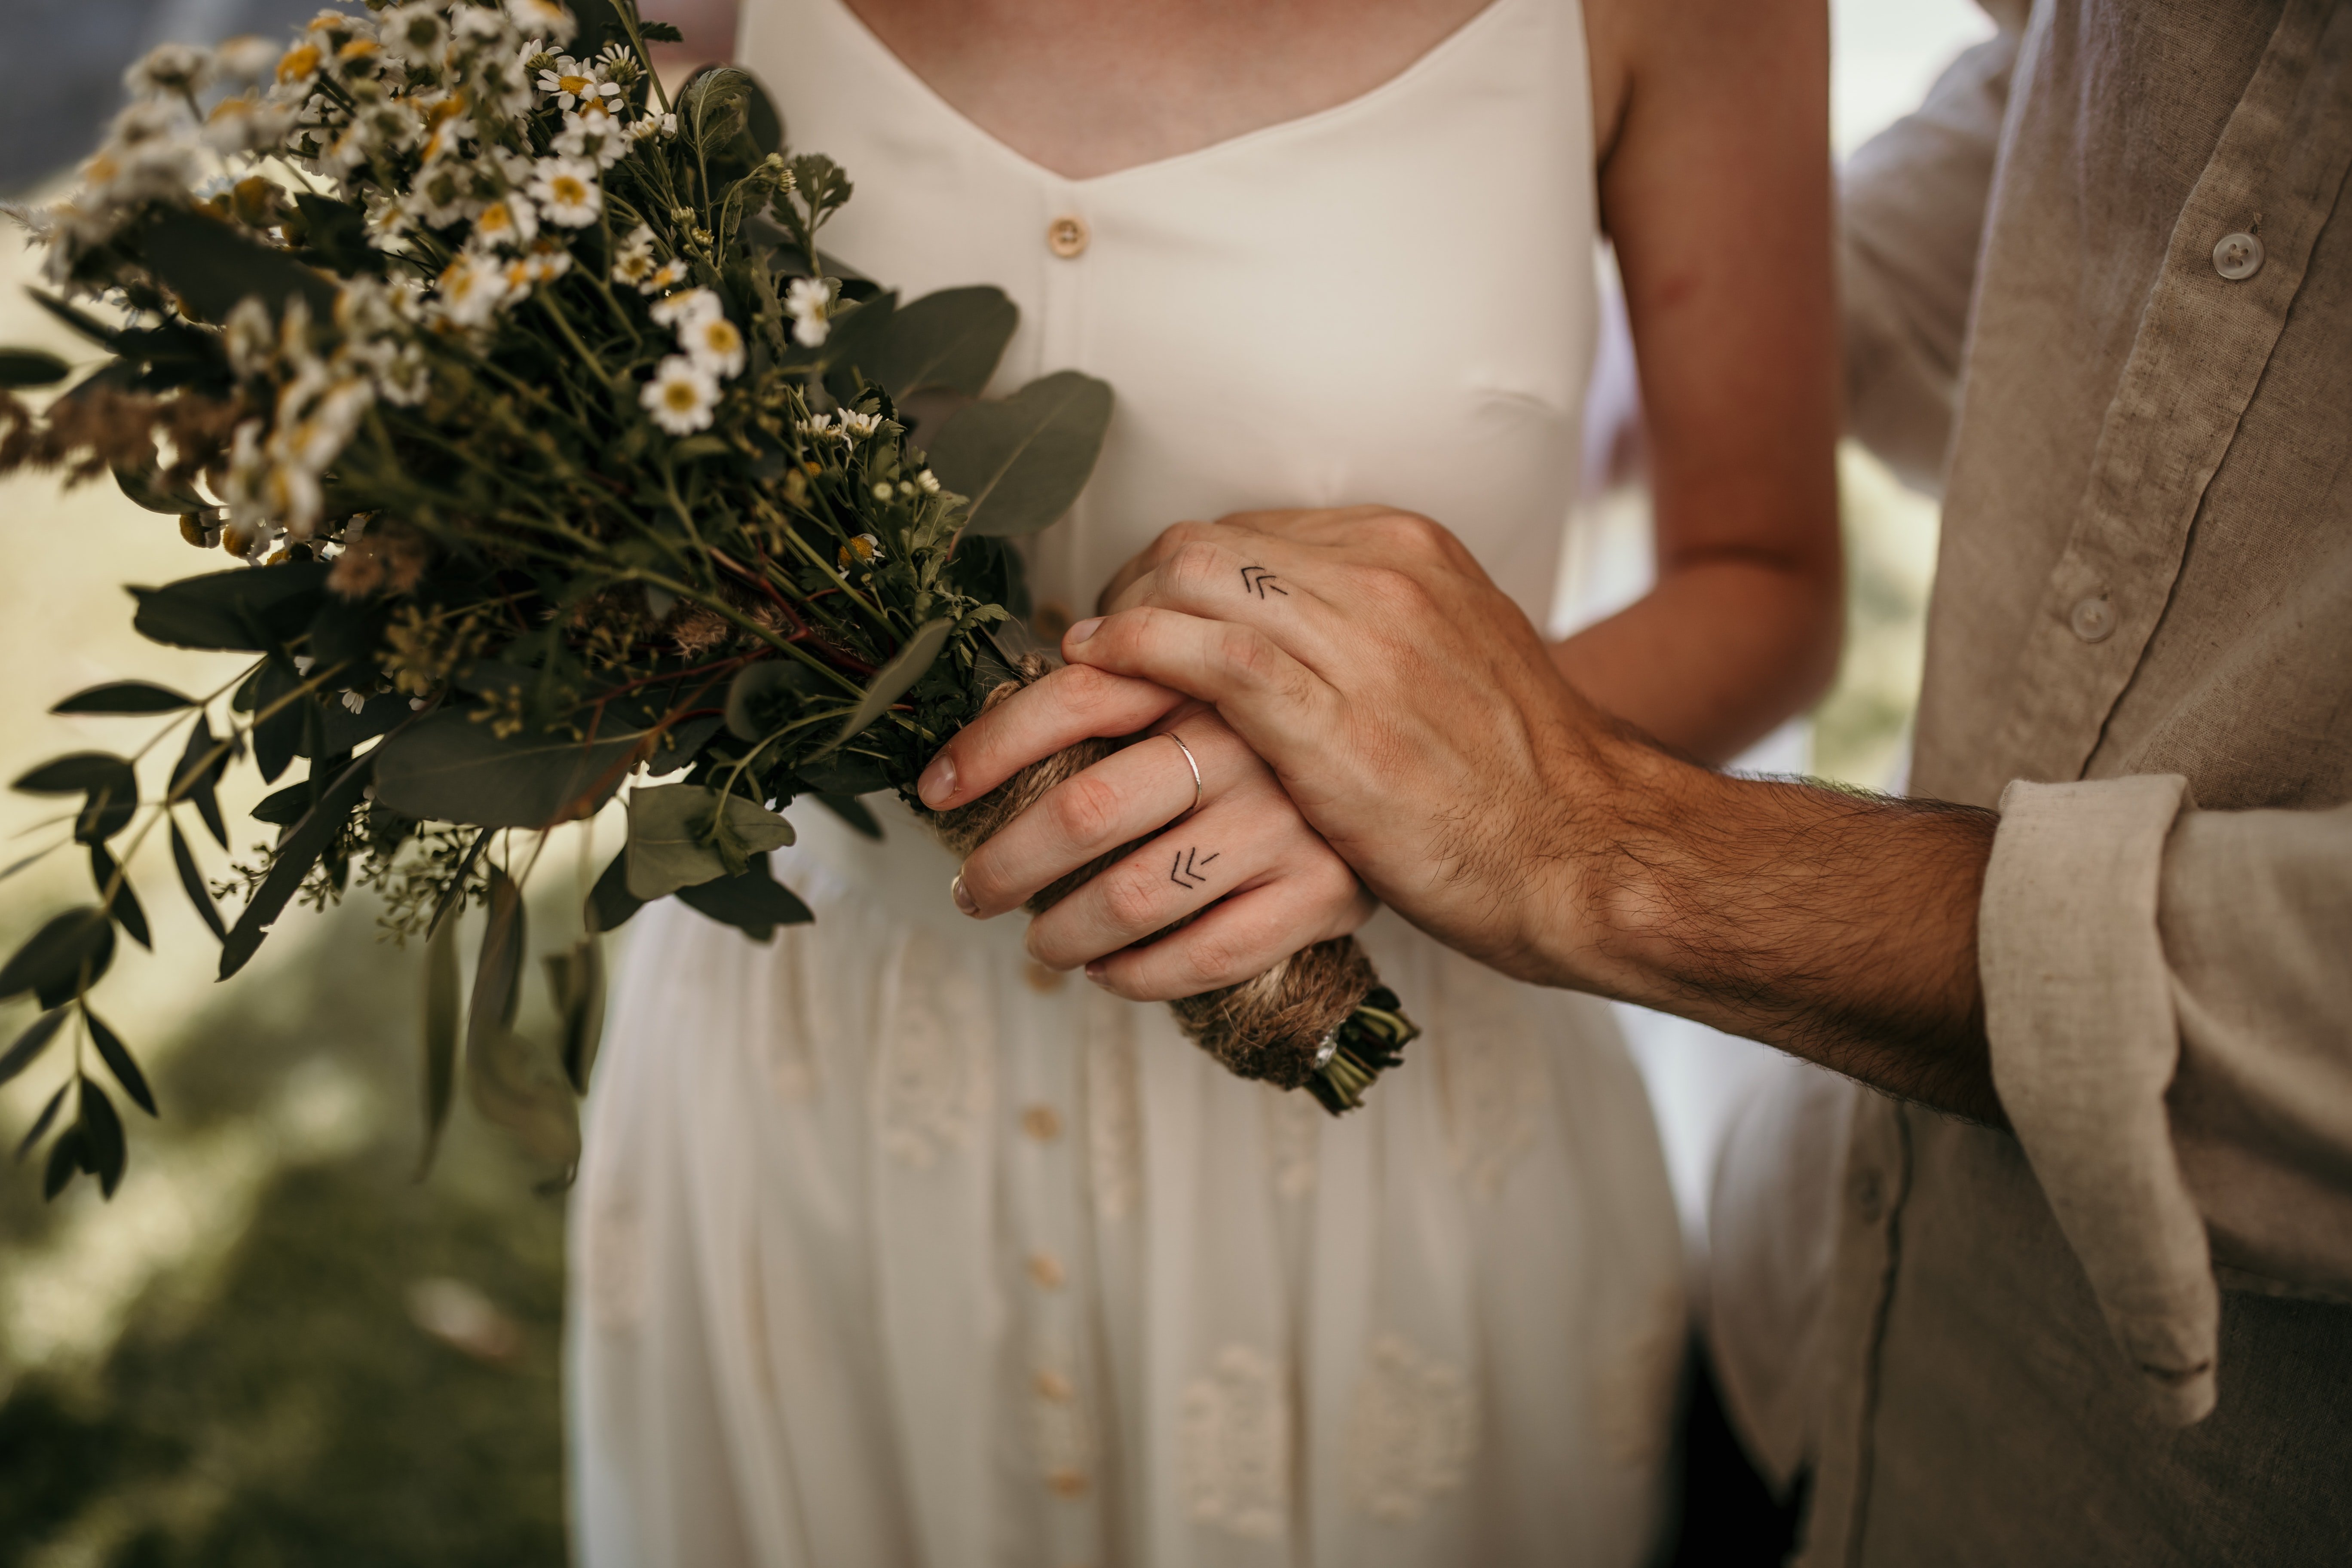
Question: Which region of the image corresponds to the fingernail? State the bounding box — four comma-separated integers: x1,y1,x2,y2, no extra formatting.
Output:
950,873,980,918
1066,617,1102,646
1083,960,1110,988
918,753,956,807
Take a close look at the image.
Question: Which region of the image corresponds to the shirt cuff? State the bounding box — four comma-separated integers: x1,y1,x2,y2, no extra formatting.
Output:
1980,775,2217,1424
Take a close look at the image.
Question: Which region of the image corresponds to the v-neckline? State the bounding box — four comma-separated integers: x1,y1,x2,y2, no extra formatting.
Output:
821,0,1528,189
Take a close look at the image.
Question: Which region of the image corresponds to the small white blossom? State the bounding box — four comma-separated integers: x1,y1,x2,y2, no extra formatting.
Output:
784,276,830,347
225,297,276,379
609,223,657,287
555,103,629,168
211,34,278,83
340,690,368,714
638,257,687,295
625,111,676,144
839,409,883,439
527,157,601,227
536,55,618,111
518,236,573,284
204,91,298,155
680,311,744,379
915,469,941,495
641,356,719,435
507,0,578,45
125,43,211,98
471,193,538,250
376,3,449,65
434,251,512,328
648,286,720,328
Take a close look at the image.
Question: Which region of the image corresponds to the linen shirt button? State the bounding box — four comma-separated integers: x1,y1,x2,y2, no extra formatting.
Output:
2212,231,2264,281
2069,593,2116,643
1047,214,1090,258
1850,1167,1885,1222
1021,1103,1064,1142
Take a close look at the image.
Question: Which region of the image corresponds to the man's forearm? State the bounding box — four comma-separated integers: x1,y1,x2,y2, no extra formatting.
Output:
1560,741,2005,1124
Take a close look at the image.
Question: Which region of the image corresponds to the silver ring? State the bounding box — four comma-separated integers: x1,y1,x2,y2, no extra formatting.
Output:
1311,1028,1341,1070
1165,730,1204,816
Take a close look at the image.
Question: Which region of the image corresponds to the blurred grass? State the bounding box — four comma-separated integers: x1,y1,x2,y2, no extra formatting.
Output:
0,220,572,1567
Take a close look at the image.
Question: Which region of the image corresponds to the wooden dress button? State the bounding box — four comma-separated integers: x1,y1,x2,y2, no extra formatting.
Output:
1047,214,1090,258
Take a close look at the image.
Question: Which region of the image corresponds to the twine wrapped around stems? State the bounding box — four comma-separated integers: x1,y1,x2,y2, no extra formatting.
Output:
925,658,1417,1113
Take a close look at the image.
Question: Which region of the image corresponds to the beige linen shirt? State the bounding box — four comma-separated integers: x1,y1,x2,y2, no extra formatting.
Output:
1789,0,2352,1561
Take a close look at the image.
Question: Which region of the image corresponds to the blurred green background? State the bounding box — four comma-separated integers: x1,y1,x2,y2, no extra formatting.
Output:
0,1,1978,1562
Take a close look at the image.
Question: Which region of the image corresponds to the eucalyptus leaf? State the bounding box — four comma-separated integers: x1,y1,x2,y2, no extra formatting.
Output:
79,1078,126,1197
0,907,116,1008
87,844,151,950
27,292,124,352
928,370,1113,538
219,754,374,980
865,286,1018,400
113,462,205,515
0,347,72,388
14,752,138,844
676,853,814,941
135,205,338,323
418,903,461,1178
586,849,643,934
168,818,226,942
827,617,950,749
624,783,796,900
52,681,195,715
468,865,527,1052
130,563,331,651
544,937,607,1094
0,1007,70,1088
171,714,233,846
466,1025,581,1169
84,1009,155,1117
15,1082,69,1163
373,709,655,828
815,793,884,839
43,1125,86,1199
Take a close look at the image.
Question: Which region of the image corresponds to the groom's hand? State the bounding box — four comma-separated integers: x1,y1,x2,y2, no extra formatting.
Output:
1069,506,1632,985
947,506,2007,1123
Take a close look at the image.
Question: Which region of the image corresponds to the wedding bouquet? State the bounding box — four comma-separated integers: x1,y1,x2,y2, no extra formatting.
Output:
0,0,1415,1200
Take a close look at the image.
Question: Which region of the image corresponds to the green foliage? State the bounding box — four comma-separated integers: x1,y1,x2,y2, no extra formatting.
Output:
0,346,72,387
623,781,796,898
52,680,196,715
930,370,1117,537
860,285,1020,400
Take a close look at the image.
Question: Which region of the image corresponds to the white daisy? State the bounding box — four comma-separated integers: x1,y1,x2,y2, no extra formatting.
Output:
434,252,512,328
376,3,448,65
637,257,688,295
211,34,278,83
471,193,538,250
625,110,677,144
536,55,618,112
507,0,578,45
554,103,628,168
124,42,210,98
648,286,720,328
609,224,657,287
784,276,830,347
641,355,720,435
680,311,745,379
528,157,601,227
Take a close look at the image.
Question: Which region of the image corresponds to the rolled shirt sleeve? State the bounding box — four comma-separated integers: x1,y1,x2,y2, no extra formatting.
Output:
1980,777,2352,1426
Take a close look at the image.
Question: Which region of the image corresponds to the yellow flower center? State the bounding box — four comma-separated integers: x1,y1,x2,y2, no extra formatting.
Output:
662,382,700,412
551,176,588,204
559,74,593,95
277,43,320,83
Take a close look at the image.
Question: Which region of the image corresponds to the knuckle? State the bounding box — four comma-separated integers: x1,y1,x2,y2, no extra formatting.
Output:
1047,773,1123,848
1179,929,1251,991
1099,870,1165,934
1160,542,1228,601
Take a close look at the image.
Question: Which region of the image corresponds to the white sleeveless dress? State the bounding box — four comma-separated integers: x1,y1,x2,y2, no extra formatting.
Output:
568,2,1686,1564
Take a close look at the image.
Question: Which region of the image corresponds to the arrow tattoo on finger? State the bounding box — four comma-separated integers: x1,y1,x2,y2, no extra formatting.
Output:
1170,847,1219,888
1240,566,1288,599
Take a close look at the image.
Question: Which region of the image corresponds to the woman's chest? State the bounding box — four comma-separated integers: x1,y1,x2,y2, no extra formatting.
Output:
743,0,1599,616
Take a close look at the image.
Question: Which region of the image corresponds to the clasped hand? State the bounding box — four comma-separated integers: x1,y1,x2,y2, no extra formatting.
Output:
919,506,1634,997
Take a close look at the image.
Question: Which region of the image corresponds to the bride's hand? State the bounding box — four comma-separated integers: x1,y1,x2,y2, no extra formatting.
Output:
917,665,1375,1001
